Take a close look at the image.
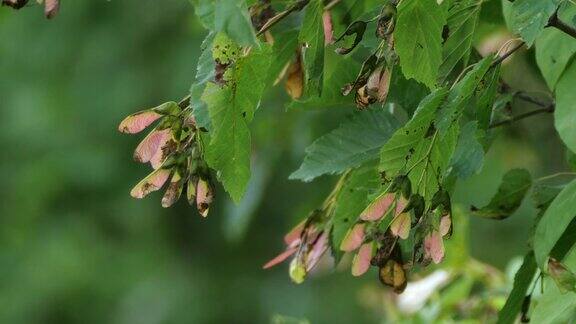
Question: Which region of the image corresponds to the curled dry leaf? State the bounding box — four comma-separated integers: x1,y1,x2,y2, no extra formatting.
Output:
334,21,367,55
360,193,395,221
340,223,365,252
352,242,373,276
130,168,171,199
118,110,163,134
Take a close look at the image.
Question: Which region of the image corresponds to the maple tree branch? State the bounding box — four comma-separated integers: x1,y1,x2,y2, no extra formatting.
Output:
548,10,576,40
256,0,310,36
491,41,525,67
489,104,555,129
505,1,576,39
515,92,549,108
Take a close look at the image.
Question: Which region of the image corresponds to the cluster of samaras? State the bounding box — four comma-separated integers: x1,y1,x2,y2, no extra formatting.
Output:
2,0,59,18
265,175,452,293
118,101,214,217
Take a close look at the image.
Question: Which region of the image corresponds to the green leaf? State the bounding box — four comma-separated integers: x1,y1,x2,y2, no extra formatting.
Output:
330,165,380,263
379,89,458,201
203,83,251,202
380,90,447,177
191,32,216,130
475,66,501,130
536,34,576,90
471,169,532,220
436,56,493,136
496,253,537,324
510,0,561,46
203,46,272,202
395,0,446,89
448,121,485,179
387,67,430,116
567,149,576,172
532,280,576,323
535,4,576,90
532,183,564,215
191,0,257,46
290,109,400,182
267,29,299,86
298,0,325,98
439,0,482,82
190,0,215,30
288,51,360,110
555,60,576,154
534,179,576,269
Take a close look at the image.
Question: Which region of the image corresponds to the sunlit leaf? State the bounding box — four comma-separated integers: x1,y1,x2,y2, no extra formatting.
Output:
496,253,537,324
290,109,399,182
439,0,482,82
395,0,445,88
448,121,485,179
299,0,325,98
535,5,576,90
555,60,576,154
510,0,561,46
534,179,576,269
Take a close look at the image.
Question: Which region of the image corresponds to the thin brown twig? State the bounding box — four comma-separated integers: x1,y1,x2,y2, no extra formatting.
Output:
506,0,576,39
256,0,310,36
548,10,576,40
489,105,555,129
491,41,525,67
515,92,548,108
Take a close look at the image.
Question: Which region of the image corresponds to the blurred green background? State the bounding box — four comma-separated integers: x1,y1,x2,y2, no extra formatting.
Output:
0,1,570,323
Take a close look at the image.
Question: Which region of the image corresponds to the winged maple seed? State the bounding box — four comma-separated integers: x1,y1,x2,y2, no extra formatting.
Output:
119,99,215,216
2,0,59,18
264,172,453,292
263,211,330,284
1,0,27,9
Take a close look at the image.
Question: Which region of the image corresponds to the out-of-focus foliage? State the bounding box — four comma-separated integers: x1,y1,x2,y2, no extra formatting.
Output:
2,0,576,323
